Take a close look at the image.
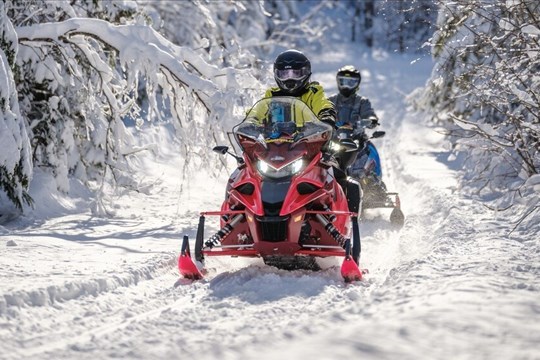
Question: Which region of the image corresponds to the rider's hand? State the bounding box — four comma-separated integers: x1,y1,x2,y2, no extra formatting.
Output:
367,117,379,129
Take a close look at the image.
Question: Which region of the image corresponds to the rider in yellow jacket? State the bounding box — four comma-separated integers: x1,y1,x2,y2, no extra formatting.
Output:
263,49,337,128
262,83,336,126
247,83,335,130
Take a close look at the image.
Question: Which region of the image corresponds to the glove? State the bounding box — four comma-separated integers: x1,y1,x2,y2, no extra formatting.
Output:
320,151,340,168
320,115,337,128
367,117,379,129
318,108,338,128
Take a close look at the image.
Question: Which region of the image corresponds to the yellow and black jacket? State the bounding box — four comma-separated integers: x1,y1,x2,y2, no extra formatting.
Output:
263,82,337,128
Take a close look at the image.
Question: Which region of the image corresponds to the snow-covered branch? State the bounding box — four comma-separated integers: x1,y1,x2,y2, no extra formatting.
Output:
15,18,226,113
415,0,539,210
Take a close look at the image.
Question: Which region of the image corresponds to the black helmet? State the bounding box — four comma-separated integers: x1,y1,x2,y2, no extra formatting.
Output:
336,65,361,97
274,49,311,95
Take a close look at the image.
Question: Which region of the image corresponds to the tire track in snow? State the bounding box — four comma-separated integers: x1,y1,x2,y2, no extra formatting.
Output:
35,267,375,360
0,265,204,359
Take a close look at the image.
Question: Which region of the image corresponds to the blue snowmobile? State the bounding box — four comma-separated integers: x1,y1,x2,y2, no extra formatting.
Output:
331,120,405,227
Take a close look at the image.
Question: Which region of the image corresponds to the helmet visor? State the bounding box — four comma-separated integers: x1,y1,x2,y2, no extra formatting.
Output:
337,76,360,89
275,68,309,81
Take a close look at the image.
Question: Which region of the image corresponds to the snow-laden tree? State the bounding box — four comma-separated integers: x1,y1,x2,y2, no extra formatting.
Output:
376,0,436,53
143,1,268,67
0,2,32,211
138,0,274,114
2,0,262,215
414,0,539,214
263,0,335,53
144,0,332,73
343,0,437,52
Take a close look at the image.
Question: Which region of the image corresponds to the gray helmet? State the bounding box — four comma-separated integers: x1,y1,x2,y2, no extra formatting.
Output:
336,65,361,97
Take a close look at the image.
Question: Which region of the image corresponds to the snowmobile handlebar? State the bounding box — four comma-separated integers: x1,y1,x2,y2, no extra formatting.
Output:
351,119,384,139
356,119,374,128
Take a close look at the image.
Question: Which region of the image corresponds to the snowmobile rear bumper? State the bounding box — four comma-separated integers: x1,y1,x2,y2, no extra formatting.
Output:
363,192,401,209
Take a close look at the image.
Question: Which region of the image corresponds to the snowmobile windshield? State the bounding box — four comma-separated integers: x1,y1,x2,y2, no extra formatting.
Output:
234,97,332,149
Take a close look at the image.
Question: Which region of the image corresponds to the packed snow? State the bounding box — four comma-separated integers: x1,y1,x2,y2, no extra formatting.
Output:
1,42,539,360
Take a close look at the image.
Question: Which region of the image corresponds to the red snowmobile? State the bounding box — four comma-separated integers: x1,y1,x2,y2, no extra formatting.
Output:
178,97,363,282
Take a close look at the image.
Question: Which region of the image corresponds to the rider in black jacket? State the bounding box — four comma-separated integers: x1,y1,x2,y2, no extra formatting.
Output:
329,65,387,203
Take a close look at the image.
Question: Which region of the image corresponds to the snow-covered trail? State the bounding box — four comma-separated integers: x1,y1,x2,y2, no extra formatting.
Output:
1,46,539,360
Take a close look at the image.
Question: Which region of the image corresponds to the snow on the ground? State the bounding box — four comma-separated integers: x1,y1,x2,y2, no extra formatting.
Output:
1,43,539,360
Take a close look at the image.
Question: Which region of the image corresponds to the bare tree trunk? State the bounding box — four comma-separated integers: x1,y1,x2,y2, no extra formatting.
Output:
364,0,374,47
351,0,360,42
398,0,405,52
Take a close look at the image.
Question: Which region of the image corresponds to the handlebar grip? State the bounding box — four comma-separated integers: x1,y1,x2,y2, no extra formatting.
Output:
357,119,373,127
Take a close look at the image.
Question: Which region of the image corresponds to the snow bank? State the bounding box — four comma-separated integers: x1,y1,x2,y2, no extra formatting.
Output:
0,255,175,316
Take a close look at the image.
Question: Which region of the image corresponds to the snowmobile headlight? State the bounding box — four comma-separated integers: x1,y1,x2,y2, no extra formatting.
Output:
329,141,342,152
257,158,304,179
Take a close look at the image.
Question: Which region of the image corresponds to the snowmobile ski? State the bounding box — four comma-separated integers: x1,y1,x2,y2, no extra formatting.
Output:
178,235,203,280
340,239,363,282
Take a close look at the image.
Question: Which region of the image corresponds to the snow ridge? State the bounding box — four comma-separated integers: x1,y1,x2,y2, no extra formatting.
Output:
0,254,175,316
